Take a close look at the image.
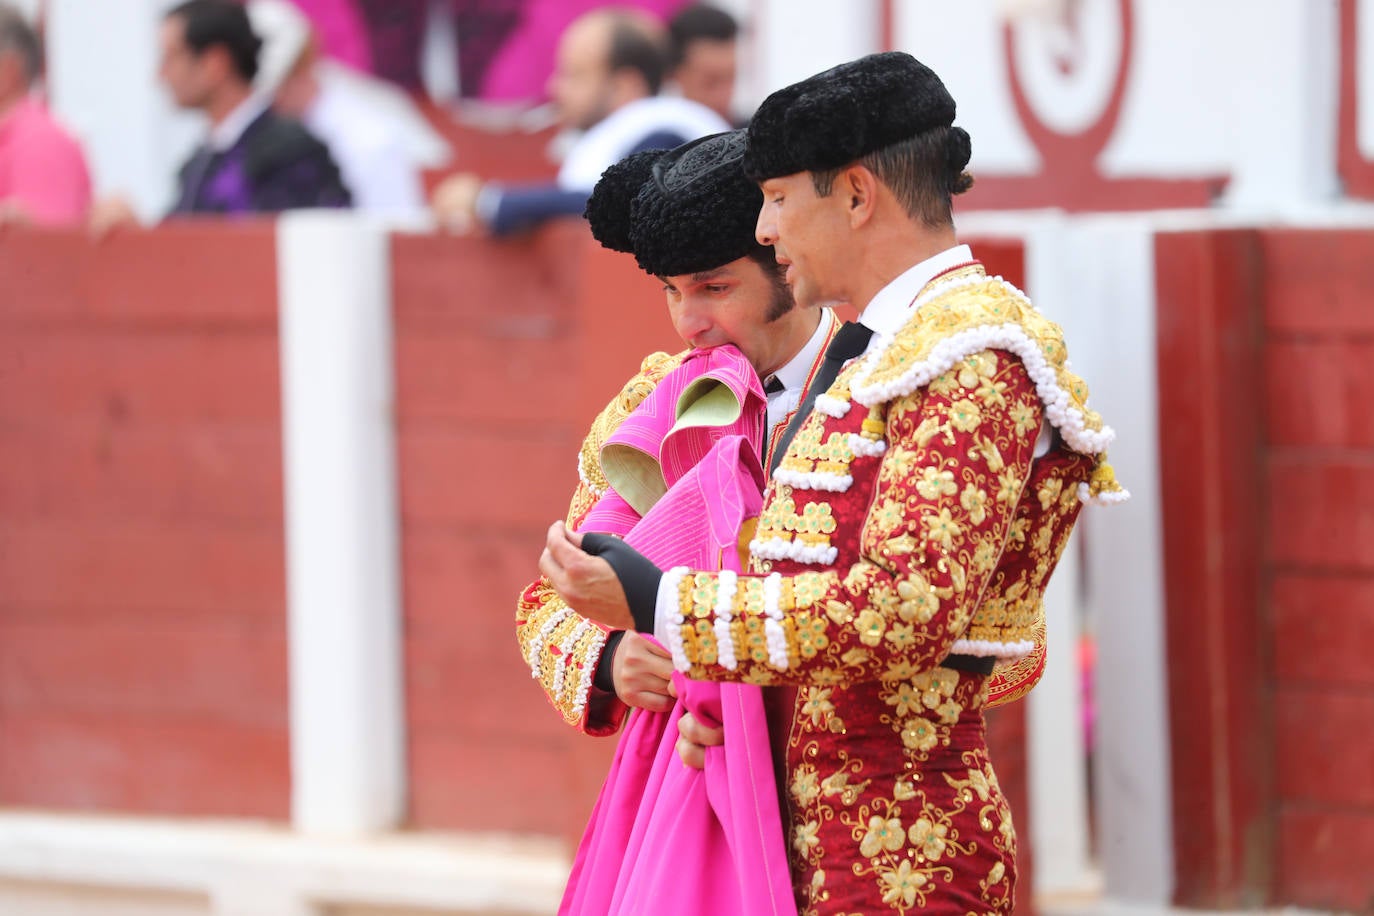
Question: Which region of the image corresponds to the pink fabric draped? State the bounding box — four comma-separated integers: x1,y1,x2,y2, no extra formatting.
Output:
562,346,796,916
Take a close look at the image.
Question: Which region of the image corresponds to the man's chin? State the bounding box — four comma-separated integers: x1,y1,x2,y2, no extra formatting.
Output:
791,284,845,312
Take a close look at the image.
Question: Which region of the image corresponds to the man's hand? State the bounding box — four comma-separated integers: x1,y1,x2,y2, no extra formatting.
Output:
88,195,139,236
539,521,635,630
675,710,725,770
430,173,485,234
613,632,674,713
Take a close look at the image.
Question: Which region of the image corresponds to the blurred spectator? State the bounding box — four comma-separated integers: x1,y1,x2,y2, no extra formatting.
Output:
90,0,350,230
431,6,728,236
251,0,431,218
350,0,684,103
0,3,91,226
666,3,738,124
474,0,684,103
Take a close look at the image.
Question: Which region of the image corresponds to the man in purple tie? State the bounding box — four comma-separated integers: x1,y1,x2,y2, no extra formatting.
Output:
91,0,350,228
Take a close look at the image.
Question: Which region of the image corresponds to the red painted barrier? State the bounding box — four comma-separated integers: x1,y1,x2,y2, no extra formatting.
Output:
0,222,291,820
1261,229,1374,913
391,222,673,841
1156,228,1374,912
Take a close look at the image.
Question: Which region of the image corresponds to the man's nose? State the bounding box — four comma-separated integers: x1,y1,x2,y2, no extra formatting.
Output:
755,207,776,246
674,306,712,343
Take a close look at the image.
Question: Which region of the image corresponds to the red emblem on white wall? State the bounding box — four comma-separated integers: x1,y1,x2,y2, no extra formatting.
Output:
953,0,1229,211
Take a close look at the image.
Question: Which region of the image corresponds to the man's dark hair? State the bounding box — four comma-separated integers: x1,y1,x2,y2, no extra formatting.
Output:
165,0,262,84
606,11,667,95
667,4,738,69
0,4,42,84
810,127,975,229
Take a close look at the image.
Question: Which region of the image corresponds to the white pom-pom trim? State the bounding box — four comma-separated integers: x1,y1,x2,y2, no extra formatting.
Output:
749,537,839,565
551,620,592,701
1078,482,1131,505
526,606,572,673
848,433,888,457
949,637,1036,660
814,394,851,418
848,275,1116,457
576,453,605,499
569,626,608,720
713,570,738,670
662,566,691,671
772,467,853,492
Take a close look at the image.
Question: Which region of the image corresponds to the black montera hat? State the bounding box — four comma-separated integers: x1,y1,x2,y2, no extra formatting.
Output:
584,130,763,278
743,51,957,181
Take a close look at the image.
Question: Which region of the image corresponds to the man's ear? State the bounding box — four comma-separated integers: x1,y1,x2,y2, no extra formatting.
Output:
201,44,234,84
0,52,23,95
843,165,879,228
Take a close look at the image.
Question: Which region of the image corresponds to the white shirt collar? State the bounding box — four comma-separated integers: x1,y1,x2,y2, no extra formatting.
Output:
769,307,836,394
859,244,974,338
207,93,271,152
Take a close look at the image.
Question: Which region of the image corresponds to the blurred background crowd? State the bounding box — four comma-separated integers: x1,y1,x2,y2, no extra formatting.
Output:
0,0,748,230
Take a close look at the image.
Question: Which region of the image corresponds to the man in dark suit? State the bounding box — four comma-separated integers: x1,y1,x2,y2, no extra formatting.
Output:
91,0,349,228
160,0,351,214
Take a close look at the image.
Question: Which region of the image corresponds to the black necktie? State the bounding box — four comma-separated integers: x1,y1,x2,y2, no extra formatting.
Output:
768,321,874,474
763,375,786,395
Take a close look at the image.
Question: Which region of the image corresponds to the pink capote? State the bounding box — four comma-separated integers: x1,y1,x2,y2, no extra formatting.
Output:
560,346,796,916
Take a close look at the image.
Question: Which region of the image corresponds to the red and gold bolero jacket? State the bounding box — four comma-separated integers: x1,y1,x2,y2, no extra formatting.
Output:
658,264,1124,914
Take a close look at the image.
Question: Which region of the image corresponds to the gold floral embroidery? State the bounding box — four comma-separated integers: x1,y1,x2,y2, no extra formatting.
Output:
960,483,989,525
916,467,957,499
995,468,1023,505
861,814,907,857
922,507,963,550
948,398,982,432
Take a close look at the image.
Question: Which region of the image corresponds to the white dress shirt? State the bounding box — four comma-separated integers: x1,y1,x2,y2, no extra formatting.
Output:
859,244,1051,457
763,308,838,434
856,244,974,350
304,67,426,217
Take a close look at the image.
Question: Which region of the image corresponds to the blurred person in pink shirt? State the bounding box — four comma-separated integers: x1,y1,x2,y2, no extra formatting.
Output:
0,4,91,226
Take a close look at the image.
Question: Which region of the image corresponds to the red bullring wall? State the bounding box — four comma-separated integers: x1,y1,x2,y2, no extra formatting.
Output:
1156,228,1374,912
0,224,291,819
0,220,1030,908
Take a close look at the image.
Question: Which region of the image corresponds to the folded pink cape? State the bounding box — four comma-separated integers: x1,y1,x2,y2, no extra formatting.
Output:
561,346,796,916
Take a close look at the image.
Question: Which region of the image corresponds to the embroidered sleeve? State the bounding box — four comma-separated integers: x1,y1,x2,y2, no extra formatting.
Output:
515,353,681,735
515,487,635,736
664,349,1043,687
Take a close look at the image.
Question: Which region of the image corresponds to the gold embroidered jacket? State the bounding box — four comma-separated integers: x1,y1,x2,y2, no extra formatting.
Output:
658,264,1123,914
